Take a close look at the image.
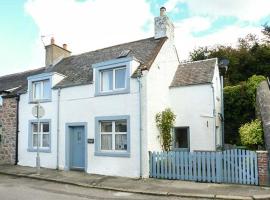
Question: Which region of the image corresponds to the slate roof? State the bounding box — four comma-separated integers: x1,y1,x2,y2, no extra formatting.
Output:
0,67,46,96
0,37,167,95
48,37,167,88
170,58,217,87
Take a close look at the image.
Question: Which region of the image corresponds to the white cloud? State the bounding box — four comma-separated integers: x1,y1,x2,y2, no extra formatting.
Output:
174,22,264,60
24,0,153,68
165,0,270,21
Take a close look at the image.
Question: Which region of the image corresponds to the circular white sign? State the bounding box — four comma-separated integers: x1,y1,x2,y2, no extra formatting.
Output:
32,105,45,118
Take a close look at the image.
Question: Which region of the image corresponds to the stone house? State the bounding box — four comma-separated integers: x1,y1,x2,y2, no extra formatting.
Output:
0,7,222,178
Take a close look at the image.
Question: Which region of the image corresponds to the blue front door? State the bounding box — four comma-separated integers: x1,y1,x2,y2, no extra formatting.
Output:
70,126,85,170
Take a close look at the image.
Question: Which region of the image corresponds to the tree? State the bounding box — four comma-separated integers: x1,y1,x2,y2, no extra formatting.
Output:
155,108,176,151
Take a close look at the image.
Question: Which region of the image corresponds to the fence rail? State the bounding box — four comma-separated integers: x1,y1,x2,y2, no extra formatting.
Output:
149,149,258,185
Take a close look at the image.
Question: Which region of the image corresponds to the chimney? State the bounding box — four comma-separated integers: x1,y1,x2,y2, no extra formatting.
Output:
45,37,71,67
154,7,174,40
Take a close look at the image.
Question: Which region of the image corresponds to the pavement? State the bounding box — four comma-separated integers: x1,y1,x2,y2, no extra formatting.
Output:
0,165,269,200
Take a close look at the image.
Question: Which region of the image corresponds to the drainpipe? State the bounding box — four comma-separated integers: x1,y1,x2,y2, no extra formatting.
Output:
56,88,61,170
221,76,225,147
211,84,217,150
15,95,20,165
136,69,143,178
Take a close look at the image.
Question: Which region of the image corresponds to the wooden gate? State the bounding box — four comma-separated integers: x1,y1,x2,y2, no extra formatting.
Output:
149,149,258,185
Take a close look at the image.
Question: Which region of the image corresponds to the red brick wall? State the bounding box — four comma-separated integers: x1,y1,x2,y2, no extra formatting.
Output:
257,151,269,186
0,97,17,164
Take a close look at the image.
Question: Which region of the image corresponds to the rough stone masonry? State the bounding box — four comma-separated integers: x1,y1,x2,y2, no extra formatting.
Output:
0,97,17,164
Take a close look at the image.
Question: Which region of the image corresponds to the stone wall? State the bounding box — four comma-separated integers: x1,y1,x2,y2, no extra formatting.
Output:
0,97,17,165
257,81,270,152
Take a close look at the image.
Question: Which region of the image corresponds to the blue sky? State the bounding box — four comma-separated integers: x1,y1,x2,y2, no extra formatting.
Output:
0,0,269,76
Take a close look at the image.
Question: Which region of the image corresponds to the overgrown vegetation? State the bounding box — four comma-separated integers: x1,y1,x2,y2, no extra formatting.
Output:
156,108,176,152
189,24,270,147
239,119,264,150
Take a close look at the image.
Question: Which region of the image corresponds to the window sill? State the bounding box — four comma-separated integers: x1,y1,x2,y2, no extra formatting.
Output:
94,89,130,97
27,148,51,153
94,151,130,157
29,99,52,104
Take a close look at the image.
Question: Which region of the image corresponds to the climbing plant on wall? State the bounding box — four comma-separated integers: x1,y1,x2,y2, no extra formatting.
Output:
156,108,176,152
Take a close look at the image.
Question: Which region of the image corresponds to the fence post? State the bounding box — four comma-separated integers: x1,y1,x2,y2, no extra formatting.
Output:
257,151,269,186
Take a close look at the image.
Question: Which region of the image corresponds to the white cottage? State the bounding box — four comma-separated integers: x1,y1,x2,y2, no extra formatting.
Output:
0,7,222,178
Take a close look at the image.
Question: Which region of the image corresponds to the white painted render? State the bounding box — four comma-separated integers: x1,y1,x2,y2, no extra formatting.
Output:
17,42,222,178
169,61,222,151
18,61,142,178
140,38,180,177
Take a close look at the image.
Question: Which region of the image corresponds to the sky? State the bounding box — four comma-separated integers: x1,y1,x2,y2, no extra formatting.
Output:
0,0,270,76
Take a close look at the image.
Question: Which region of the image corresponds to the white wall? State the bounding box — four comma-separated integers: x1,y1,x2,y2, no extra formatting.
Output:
140,39,179,177
18,89,59,168
18,61,141,178
169,84,216,151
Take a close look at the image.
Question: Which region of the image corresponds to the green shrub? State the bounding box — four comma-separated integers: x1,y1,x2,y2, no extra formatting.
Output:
246,75,266,106
156,108,176,152
224,83,254,144
239,119,264,149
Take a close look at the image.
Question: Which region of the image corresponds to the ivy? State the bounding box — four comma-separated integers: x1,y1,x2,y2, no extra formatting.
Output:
155,108,176,152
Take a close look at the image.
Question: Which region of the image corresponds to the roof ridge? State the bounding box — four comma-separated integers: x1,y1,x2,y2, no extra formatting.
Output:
0,67,45,80
180,58,217,65
71,37,160,57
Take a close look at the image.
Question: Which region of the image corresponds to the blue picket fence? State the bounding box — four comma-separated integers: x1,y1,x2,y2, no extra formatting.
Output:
149,149,258,185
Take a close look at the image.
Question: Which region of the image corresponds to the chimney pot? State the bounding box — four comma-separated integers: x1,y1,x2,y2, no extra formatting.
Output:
63,44,67,50
51,37,55,44
160,7,166,16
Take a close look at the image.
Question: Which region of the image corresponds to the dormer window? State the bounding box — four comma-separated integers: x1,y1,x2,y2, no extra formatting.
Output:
28,73,53,103
100,67,126,92
32,79,50,101
94,57,131,96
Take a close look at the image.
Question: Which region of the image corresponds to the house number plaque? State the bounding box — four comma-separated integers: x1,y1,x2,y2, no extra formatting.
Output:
87,139,94,144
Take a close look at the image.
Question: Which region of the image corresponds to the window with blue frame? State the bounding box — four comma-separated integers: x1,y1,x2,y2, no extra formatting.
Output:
93,57,131,96
32,79,51,101
28,120,51,153
100,67,127,92
95,116,130,157
28,73,53,103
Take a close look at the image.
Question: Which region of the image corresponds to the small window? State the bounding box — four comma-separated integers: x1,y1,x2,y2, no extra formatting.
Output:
99,120,127,151
32,79,51,101
100,67,126,92
174,127,189,150
30,121,50,150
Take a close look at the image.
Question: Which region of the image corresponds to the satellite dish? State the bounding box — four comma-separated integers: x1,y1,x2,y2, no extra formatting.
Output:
32,105,45,118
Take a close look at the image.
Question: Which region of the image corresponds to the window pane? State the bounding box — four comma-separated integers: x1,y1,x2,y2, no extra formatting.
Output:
43,123,49,132
42,134,50,147
101,70,113,91
115,68,126,89
101,134,112,150
115,120,127,132
174,128,189,149
100,122,112,132
33,134,39,147
43,80,50,99
115,134,127,150
32,123,38,132
33,82,42,100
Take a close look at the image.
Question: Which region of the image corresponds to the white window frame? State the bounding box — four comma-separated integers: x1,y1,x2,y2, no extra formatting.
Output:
28,119,51,153
32,122,50,149
99,120,127,153
32,79,50,101
99,67,127,93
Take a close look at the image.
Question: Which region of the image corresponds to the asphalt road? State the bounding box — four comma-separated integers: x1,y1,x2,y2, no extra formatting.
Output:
0,175,201,200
